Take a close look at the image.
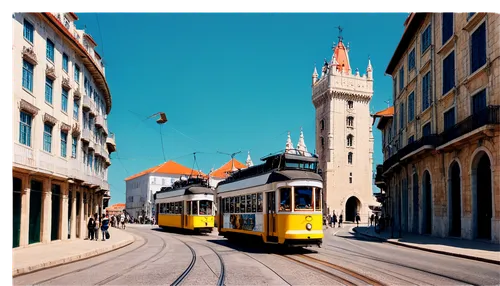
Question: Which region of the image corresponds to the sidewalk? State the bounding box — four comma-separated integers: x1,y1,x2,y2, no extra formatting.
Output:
13,227,135,277
353,226,500,265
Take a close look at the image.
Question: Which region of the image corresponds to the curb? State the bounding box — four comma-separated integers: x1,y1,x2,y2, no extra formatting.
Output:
352,228,500,265
12,237,136,277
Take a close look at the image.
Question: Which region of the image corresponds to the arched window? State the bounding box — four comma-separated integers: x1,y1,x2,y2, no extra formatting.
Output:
347,134,354,147
347,116,354,127
320,119,325,131
321,137,324,147
348,100,354,109
348,152,353,164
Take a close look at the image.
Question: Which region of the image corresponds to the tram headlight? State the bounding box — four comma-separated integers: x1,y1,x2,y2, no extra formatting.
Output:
306,223,312,230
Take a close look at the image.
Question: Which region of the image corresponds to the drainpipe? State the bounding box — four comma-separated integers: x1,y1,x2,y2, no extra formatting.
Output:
431,13,438,136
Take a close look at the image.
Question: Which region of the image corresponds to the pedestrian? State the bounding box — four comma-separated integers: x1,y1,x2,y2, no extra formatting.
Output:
331,213,337,228
370,214,374,226
326,213,331,229
338,214,343,227
101,214,110,241
355,213,360,227
94,213,100,241
87,215,95,240
121,212,126,229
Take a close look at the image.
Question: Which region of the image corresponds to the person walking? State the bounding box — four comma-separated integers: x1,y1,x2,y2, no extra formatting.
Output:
101,214,110,241
87,215,95,240
370,214,375,226
331,213,337,228
355,213,361,227
338,214,343,227
94,213,100,241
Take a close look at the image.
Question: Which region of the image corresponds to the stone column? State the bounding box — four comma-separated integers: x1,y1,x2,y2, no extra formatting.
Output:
70,185,77,240
79,188,85,239
60,182,69,240
19,174,31,247
41,178,52,243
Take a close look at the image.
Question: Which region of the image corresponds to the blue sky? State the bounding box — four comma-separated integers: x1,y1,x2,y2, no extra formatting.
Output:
75,13,408,205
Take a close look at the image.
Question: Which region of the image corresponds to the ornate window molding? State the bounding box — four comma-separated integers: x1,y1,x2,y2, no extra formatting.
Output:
60,122,71,132
22,46,38,65
62,76,72,91
19,99,39,116
43,113,58,126
71,122,81,136
46,64,57,80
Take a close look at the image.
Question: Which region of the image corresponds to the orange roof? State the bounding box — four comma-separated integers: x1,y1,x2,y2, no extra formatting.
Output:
106,203,125,210
374,106,394,117
125,160,206,181
68,12,78,20
210,158,247,179
373,106,394,130
334,41,350,73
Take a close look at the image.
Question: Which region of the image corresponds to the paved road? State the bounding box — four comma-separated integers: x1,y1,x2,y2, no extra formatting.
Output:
320,225,500,285
14,224,500,285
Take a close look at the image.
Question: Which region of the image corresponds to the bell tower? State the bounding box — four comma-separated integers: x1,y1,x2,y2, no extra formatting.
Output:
311,27,377,222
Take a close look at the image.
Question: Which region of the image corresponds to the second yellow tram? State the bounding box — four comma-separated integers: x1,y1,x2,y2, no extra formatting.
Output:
154,177,215,233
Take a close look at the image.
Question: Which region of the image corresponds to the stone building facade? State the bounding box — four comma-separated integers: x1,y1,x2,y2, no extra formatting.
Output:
312,36,378,222
374,13,500,243
12,13,116,248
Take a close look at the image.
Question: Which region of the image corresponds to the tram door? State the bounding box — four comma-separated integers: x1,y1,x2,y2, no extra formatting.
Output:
184,201,189,228
266,191,278,242
181,201,185,228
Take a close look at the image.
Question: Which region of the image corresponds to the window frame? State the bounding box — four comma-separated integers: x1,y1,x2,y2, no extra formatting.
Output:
421,24,432,54
62,89,68,112
408,48,416,71
346,134,354,147
348,152,353,164
470,21,487,74
442,13,454,45
408,91,415,122
43,123,53,153
22,60,34,92
443,106,456,131
46,38,55,63
71,136,78,158
60,131,68,157
422,72,431,111
19,111,32,147
442,50,455,95
62,53,69,72
45,77,53,104
23,19,34,44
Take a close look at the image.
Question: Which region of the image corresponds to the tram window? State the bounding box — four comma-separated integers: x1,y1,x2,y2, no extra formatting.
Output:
235,197,240,213
246,195,252,213
294,187,313,210
252,194,257,212
257,193,263,212
167,203,171,214
174,202,179,214
315,188,322,211
230,197,235,213
187,201,191,215
240,196,246,213
225,198,229,213
279,188,291,211
179,202,183,214
199,200,212,215
192,201,198,215
160,203,165,214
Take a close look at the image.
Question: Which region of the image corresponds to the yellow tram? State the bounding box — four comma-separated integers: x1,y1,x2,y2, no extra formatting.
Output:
216,150,324,247
154,177,215,233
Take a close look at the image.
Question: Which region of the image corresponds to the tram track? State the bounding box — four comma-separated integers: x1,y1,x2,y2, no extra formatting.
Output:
94,230,168,285
281,253,386,286
30,231,149,285
168,233,226,286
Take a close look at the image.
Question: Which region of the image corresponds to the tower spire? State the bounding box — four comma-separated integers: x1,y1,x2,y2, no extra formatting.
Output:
312,63,318,85
245,151,253,167
367,56,373,80
296,127,308,155
285,131,294,153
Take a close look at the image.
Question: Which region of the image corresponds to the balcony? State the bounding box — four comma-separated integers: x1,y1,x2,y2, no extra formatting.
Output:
94,145,102,157
74,87,82,100
437,105,500,152
95,115,104,128
81,128,91,143
374,164,385,188
82,96,91,111
106,133,116,153
382,135,439,174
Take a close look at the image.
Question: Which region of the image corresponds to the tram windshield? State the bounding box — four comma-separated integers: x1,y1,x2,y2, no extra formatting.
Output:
284,160,317,171
294,187,313,211
199,200,213,215
279,188,291,211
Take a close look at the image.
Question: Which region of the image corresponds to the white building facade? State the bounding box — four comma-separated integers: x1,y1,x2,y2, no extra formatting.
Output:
125,161,205,219
12,12,116,248
312,36,377,222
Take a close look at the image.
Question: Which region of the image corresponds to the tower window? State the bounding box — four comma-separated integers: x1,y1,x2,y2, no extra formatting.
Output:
347,101,354,109
347,134,354,147
321,137,324,147
320,120,325,131
349,176,352,184
348,153,353,164
347,116,354,127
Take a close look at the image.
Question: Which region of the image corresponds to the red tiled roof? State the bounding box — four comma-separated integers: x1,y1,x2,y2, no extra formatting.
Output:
106,203,125,210
210,159,247,179
334,40,350,73
125,160,206,181
373,106,394,130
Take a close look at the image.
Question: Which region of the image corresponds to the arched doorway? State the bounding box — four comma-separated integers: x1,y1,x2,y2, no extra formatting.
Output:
412,172,419,233
345,196,361,222
448,161,461,237
422,171,432,234
472,151,492,240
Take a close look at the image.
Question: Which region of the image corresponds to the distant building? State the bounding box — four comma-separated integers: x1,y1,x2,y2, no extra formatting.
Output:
311,34,377,222
125,161,205,219
106,203,125,216
12,12,116,248
374,13,500,243
208,156,249,188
